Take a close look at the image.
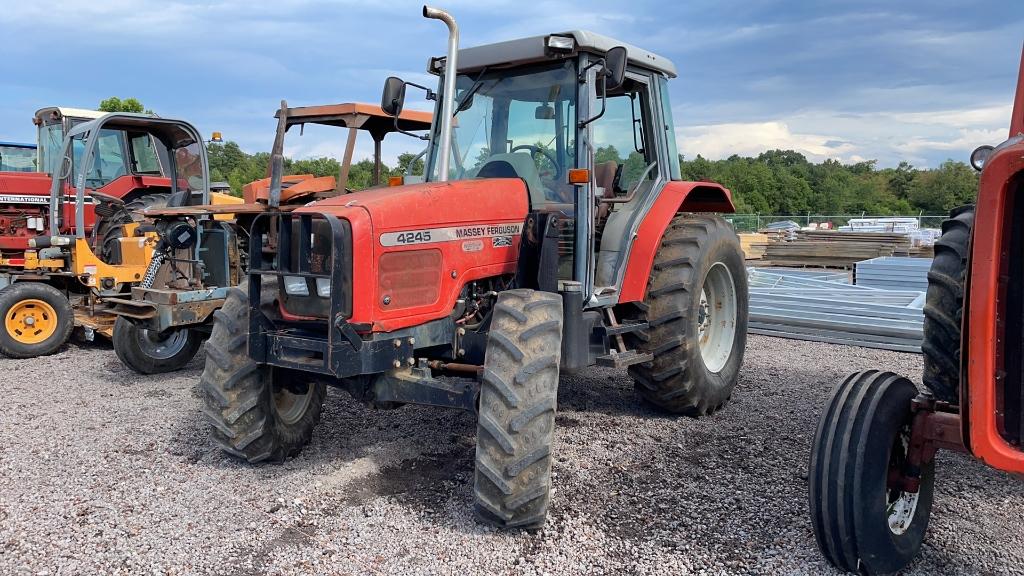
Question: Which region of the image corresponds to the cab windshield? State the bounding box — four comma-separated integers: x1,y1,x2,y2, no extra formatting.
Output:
427,60,578,206
0,144,36,172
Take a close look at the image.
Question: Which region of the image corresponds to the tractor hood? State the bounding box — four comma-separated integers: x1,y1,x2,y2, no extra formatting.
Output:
303,178,530,235
0,171,52,196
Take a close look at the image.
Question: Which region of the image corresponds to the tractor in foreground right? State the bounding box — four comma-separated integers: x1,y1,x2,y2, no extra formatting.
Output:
809,46,1024,574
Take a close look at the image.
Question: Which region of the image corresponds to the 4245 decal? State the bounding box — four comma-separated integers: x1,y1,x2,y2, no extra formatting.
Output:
379,223,522,247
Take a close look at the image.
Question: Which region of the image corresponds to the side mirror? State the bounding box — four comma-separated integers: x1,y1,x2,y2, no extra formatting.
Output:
604,46,627,91
381,76,407,116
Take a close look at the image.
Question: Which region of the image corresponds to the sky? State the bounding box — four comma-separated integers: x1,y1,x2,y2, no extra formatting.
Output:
1,0,1021,169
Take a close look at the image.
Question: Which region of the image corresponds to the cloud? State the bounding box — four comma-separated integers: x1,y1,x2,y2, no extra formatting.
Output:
678,121,859,162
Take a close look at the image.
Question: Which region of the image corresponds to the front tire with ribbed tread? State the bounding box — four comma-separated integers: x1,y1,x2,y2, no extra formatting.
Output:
809,370,935,575
625,214,748,415
922,205,973,403
474,289,563,529
200,281,326,463
96,192,170,264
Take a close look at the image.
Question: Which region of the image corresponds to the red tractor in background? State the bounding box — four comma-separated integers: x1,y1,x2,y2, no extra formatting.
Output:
810,46,1024,574
201,5,749,529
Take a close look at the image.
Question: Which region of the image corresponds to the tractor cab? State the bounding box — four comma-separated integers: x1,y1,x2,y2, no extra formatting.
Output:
383,30,734,306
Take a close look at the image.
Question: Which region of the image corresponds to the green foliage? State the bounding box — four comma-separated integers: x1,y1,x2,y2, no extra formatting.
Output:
98,97,152,114
675,150,977,216
205,139,978,216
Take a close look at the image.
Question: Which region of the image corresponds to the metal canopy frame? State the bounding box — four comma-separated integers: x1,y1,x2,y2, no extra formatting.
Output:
273,103,432,189
48,112,209,238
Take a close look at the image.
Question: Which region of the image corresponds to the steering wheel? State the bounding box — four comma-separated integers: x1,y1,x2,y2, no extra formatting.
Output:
510,144,561,179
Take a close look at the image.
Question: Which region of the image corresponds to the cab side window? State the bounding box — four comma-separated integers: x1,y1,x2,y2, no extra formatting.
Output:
130,134,163,174
590,80,657,197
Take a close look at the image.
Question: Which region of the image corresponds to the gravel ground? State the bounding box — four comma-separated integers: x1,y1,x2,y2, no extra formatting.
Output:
1,335,1021,575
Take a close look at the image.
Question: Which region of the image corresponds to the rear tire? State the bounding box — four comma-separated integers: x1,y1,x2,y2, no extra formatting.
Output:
96,192,170,264
113,316,202,374
809,370,935,575
474,289,563,529
200,282,326,462
922,205,973,403
626,214,748,415
0,282,74,358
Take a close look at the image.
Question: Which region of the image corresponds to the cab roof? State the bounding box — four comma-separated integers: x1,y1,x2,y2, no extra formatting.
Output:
454,30,677,78
34,107,106,124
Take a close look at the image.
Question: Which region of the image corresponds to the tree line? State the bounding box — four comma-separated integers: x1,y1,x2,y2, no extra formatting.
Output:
97,97,978,216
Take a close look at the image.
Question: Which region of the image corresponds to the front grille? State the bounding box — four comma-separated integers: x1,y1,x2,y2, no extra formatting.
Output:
248,212,352,323
1001,175,1023,446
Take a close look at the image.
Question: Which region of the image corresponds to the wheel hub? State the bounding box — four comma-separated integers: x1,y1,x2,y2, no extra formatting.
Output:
273,376,314,426
5,299,58,344
135,327,190,360
887,426,921,535
697,262,738,373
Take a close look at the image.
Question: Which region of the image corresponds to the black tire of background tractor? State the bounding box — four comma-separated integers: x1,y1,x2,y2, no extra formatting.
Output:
474,289,563,529
625,214,748,415
0,282,74,358
200,282,326,462
112,316,203,375
921,205,974,404
809,370,935,575
96,193,171,264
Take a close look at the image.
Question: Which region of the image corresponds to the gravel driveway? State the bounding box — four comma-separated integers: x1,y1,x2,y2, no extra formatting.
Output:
0,335,1021,575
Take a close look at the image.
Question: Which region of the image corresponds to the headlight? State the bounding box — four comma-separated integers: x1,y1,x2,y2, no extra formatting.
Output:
546,35,575,53
315,277,331,298
283,276,309,296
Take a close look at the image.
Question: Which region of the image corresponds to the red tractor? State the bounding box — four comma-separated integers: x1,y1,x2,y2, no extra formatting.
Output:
201,6,749,529
809,46,1024,573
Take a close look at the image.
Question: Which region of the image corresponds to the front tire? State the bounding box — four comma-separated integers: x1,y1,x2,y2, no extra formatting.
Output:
626,214,748,415
809,370,935,575
113,316,202,374
200,282,326,462
0,282,74,358
474,289,563,529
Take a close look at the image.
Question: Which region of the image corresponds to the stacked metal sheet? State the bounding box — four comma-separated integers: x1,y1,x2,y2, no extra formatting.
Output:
748,268,925,353
854,256,931,292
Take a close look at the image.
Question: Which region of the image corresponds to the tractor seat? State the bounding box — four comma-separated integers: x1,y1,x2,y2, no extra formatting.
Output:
474,152,547,207
594,160,619,232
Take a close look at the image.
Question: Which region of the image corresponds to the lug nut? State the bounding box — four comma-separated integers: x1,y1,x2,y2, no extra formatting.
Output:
408,337,415,345
407,357,415,366
457,348,465,357
393,339,401,348
393,360,402,369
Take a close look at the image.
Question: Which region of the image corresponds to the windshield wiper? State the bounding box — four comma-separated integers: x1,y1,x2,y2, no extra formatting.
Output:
453,67,489,117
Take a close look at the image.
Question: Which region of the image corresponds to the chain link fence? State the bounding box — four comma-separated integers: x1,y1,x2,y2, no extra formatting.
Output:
724,214,947,233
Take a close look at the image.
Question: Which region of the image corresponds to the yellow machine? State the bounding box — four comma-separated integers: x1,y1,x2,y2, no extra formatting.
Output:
0,112,224,357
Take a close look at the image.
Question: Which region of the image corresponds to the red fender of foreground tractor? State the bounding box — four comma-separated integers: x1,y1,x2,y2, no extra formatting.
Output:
966,44,1024,473
618,181,735,303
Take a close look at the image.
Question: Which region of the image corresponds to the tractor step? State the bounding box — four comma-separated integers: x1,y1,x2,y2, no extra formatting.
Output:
596,349,654,368
597,321,647,337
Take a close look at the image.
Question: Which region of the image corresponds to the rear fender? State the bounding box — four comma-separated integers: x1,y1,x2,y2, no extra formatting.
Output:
618,181,734,303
